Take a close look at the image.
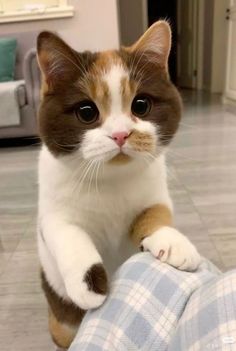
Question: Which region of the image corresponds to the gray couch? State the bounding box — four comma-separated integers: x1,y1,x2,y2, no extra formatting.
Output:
0,31,41,139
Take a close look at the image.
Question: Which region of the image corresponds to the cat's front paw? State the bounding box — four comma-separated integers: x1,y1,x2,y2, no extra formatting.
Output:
65,263,108,310
141,226,201,271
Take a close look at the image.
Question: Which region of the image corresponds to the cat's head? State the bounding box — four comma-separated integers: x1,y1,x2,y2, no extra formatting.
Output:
37,21,181,166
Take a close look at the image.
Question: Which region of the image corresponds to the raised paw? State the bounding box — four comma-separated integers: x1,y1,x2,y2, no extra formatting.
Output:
141,226,201,271
65,263,108,310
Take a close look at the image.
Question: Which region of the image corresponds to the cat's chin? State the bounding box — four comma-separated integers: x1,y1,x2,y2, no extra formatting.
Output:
108,152,132,165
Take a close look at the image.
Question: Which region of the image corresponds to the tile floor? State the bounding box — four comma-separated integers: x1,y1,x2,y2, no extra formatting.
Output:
1,91,236,350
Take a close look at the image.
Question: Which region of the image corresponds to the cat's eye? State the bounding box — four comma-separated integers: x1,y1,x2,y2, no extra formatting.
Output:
131,95,151,117
74,100,99,124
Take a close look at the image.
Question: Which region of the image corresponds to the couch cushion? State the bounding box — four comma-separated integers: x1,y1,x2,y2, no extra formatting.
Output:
0,32,39,80
0,38,17,82
0,80,24,127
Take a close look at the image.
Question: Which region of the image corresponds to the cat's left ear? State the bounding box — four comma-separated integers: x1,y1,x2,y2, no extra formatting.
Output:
129,20,171,69
37,31,78,90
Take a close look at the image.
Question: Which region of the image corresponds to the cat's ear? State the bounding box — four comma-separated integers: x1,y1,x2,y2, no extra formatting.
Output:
37,31,78,89
129,20,171,69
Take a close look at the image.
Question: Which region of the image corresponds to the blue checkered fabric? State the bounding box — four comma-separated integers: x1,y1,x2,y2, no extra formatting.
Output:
69,253,236,351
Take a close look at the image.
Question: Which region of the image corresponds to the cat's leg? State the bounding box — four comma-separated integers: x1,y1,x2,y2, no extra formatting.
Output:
40,216,108,310
41,269,84,349
130,204,201,271
48,307,78,349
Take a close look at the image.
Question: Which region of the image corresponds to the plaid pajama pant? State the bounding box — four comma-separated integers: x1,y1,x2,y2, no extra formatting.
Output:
69,253,236,351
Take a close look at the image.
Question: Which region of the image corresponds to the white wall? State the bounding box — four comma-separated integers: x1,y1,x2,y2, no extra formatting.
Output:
210,0,228,93
0,0,120,51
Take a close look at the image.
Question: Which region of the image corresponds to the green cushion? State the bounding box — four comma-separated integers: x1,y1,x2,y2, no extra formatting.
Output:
0,38,17,82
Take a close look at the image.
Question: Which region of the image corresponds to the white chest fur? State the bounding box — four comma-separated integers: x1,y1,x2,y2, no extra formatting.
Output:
38,147,172,280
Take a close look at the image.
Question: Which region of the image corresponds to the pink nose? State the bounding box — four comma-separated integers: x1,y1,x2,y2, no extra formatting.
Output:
111,132,129,147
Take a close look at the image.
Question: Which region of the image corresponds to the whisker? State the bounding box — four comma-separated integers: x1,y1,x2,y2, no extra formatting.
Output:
167,149,203,163
95,161,101,197
71,159,94,195
69,157,88,182
166,166,179,182
84,160,99,222
88,160,97,194
179,121,202,130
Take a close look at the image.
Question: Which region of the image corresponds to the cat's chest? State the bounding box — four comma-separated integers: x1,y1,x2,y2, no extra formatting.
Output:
75,183,147,239
74,185,145,272
64,163,164,246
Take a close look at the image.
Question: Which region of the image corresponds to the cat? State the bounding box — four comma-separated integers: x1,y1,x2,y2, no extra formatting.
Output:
37,20,201,349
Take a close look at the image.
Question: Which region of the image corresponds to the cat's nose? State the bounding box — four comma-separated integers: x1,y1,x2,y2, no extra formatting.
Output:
111,131,130,147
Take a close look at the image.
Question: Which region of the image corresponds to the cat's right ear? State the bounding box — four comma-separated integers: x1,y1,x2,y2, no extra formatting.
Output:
129,21,171,70
37,31,78,90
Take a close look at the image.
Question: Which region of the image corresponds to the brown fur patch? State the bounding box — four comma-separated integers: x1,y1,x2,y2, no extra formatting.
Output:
81,75,111,119
82,51,124,119
49,308,77,348
128,130,155,152
130,204,173,246
109,153,132,165
37,32,99,156
41,270,85,326
40,79,48,97
120,76,137,113
94,50,122,73
84,263,108,295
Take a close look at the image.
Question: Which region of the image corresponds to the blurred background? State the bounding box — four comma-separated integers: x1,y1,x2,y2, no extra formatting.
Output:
0,0,235,98
119,0,231,95
0,1,236,350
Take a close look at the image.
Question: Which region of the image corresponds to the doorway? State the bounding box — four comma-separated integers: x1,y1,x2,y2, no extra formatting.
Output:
118,0,200,88
148,0,178,84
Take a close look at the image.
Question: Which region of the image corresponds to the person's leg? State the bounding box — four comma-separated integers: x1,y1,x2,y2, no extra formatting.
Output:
69,253,219,351
169,269,236,350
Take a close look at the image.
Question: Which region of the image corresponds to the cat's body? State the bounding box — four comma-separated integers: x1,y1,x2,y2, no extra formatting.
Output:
38,147,171,289
37,21,201,348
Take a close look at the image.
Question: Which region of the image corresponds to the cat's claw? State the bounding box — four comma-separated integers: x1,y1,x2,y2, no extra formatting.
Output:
141,226,201,271
65,263,108,310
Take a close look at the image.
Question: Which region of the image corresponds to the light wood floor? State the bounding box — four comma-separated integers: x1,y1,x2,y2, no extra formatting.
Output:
1,91,236,350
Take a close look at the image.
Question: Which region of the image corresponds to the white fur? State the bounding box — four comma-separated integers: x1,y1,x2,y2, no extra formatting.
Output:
38,64,200,310
141,227,201,271
82,65,158,162
104,64,126,115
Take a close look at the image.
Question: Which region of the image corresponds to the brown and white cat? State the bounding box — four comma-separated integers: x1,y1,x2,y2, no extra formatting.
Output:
37,21,201,348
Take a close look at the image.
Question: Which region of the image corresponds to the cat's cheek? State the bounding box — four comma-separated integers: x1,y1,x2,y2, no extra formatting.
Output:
64,263,108,310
